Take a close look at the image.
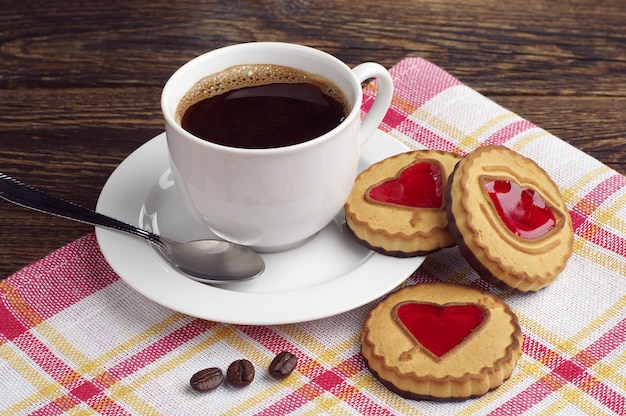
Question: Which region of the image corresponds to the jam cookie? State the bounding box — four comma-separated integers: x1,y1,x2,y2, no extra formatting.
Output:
345,150,462,256
361,282,522,401
446,145,573,292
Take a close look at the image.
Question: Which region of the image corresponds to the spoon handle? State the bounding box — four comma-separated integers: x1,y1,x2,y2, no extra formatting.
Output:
0,173,159,244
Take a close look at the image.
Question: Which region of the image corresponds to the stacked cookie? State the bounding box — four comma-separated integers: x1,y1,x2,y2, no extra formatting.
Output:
345,145,573,292
345,145,574,401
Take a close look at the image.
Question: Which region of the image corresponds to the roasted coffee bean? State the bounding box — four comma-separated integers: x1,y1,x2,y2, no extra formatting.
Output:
190,367,224,392
227,359,255,387
269,351,298,379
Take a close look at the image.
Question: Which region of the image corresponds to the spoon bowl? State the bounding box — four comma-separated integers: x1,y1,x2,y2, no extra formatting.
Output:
154,237,265,283
0,173,265,283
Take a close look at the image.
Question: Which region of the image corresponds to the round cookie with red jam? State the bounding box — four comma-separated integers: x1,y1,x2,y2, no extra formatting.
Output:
446,145,574,292
345,150,462,257
361,282,523,401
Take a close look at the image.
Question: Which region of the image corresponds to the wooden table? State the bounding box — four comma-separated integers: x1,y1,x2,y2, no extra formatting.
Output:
1,0,624,278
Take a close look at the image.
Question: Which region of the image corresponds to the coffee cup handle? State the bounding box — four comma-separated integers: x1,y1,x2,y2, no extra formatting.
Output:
352,62,394,146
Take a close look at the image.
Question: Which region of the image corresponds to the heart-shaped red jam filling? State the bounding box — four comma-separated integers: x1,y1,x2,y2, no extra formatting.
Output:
368,162,443,208
394,302,486,358
485,180,556,239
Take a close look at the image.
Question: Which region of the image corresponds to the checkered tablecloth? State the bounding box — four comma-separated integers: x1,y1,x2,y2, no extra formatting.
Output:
1,58,625,415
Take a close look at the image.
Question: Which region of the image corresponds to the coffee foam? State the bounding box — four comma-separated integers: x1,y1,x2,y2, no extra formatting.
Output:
175,64,350,122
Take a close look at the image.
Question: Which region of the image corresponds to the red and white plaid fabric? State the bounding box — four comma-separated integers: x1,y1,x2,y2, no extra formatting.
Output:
1,58,625,415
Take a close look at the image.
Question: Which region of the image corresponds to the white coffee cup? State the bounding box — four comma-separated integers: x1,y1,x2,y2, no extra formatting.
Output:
162,42,393,251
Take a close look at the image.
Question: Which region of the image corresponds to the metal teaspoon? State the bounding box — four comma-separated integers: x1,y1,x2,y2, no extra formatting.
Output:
0,173,265,283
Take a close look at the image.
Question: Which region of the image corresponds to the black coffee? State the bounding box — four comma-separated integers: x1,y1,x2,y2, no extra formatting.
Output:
177,64,350,149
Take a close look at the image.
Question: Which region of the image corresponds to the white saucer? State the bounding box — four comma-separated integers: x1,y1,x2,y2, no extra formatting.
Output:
95,130,425,325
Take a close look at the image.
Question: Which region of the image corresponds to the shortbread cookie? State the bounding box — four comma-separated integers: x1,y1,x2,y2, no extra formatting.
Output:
361,282,523,401
446,145,573,292
345,150,462,256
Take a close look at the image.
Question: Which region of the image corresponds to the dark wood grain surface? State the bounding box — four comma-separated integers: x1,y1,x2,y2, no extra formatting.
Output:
1,0,624,278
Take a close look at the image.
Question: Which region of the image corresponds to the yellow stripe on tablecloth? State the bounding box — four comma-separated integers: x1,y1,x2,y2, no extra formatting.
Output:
104,318,231,415
508,128,551,151
570,190,626,277
232,326,319,411
216,324,275,363
190,324,300,415
410,107,466,153
165,323,333,415
386,113,516,154
1,282,44,329
560,166,612,208
10,311,190,415
87,313,190,379
389,107,546,156
272,324,363,412
577,194,626,238
410,107,519,152
556,164,626,279
49,310,186,370
297,393,340,415
517,294,625,363
105,340,208,415
594,340,626,386
389,88,422,117
513,302,624,415
224,374,315,415
179,324,310,415
212,325,307,414
600,347,626,390
543,384,613,416
582,296,626,395
277,324,358,367
224,382,303,415
460,112,520,149
0,345,70,415
347,372,417,416
573,230,626,276
460,356,534,416
16,320,99,413
582,185,626,239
